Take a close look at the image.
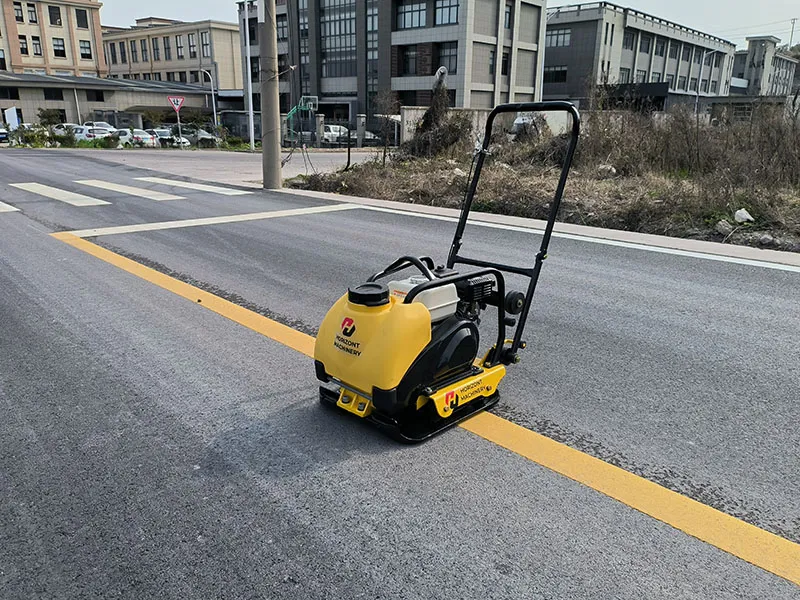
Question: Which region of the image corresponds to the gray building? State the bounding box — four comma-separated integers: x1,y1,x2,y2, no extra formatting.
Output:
543,2,736,109
237,0,547,124
731,36,798,97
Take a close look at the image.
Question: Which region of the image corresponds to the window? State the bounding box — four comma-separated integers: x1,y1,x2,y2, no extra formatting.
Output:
109,43,117,64
75,8,88,28
0,50,6,71
53,38,66,58
669,43,678,59
438,41,457,74
190,70,199,83
397,1,425,29
14,2,23,23
701,78,708,92
501,51,509,76
711,80,718,93
543,65,567,83
19,36,29,55
666,73,674,88
655,39,665,57
153,72,162,81
178,71,187,83
504,3,512,29
704,52,713,66
152,37,160,61
546,28,571,48
277,15,288,40
319,0,357,77
86,90,105,102
247,17,258,44
176,35,184,59
714,54,722,68
618,67,630,83
694,49,701,64
80,40,92,60
610,24,614,46
640,36,650,54
130,40,138,62
166,71,176,82
652,72,661,82
622,31,635,50
250,56,259,81
32,36,42,56
401,45,417,75
163,36,171,60
27,3,37,22
119,41,127,63
678,75,686,89
143,73,151,80
43,88,63,101
141,39,148,62
435,0,458,25
604,23,609,45
188,33,197,58
635,69,646,83
682,46,690,61
489,49,495,75
201,31,210,57
0,87,20,100
48,5,62,25
689,77,697,91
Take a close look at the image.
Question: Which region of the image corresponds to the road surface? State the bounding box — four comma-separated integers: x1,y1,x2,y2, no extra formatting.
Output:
0,149,798,599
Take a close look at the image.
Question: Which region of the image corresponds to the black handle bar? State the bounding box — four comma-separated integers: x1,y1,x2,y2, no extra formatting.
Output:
367,255,436,283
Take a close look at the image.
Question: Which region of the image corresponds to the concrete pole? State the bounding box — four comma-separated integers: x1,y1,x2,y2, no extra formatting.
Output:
244,11,256,151
259,0,282,189
356,113,366,148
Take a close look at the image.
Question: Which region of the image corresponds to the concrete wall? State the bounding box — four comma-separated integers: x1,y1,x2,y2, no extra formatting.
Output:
400,105,517,142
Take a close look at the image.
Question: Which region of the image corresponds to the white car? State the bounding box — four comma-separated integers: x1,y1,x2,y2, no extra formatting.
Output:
321,124,349,145
83,121,117,132
73,126,113,142
146,128,190,148
117,128,157,148
52,123,80,135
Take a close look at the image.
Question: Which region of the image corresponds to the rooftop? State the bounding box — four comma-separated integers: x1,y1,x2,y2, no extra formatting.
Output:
102,17,238,34
0,72,212,94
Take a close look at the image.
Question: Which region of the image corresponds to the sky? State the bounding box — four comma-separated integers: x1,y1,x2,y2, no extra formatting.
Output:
100,0,799,49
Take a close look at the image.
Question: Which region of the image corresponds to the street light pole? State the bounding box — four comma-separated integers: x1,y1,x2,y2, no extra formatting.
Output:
258,0,282,189
244,5,256,151
200,68,217,130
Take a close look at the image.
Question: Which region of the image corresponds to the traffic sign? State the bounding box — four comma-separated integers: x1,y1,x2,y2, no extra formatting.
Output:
168,96,185,113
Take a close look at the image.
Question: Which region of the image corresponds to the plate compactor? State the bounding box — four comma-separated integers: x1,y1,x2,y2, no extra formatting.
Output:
314,101,580,443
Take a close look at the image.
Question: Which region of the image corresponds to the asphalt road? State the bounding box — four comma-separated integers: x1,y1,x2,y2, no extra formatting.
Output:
1,149,798,599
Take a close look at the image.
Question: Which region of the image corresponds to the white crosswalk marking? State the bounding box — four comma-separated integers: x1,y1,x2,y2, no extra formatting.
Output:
10,183,111,206
0,200,20,212
134,177,253,196
74,180,185,201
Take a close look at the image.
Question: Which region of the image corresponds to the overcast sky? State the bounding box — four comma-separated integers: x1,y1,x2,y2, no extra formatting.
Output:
101,0,799,49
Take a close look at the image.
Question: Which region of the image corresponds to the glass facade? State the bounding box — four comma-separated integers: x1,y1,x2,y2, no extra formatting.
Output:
320,0,357,78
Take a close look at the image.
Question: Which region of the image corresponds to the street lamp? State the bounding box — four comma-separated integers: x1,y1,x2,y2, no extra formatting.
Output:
200,68,218,130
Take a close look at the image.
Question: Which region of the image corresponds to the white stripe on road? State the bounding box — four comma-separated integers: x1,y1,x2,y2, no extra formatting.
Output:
74,180,185,201
65,204,362,238
0,200,20,212
10,183,111,207
360,206,800,275
134,177,253,196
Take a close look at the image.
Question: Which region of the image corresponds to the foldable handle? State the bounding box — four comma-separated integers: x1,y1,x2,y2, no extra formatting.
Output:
367,255,436,283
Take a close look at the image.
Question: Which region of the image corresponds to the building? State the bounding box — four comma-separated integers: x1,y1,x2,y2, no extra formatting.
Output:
0,71,213,127
731,36,798,97
543,2,736,109
237,0,547,124
102,17,243,92
0,0,107,77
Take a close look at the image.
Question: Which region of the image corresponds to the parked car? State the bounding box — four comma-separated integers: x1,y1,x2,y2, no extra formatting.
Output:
116,128,157,148
74,126,113,142
146,128,190,148
52,123,80,136
347,130,382,146
180,125,221,147
0,127,8,143
321,124,349,146
83,121,117,132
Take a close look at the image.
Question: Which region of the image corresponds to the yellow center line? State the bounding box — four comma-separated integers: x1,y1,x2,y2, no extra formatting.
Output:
51,231,800,587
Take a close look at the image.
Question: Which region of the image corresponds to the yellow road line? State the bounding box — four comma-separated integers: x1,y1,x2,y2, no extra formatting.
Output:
51,231,800,587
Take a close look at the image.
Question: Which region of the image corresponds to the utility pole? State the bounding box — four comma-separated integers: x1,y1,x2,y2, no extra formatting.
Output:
259,0,282,189
790,18,797,50
244,8,256,151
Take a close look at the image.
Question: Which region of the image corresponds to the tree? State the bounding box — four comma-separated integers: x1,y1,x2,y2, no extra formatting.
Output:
790,44,800,60
142,109,169,129
373,89,399,166
37,108,63,127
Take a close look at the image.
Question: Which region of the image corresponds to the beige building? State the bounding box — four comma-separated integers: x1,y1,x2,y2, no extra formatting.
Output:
0,0,107,77
102,18,243,92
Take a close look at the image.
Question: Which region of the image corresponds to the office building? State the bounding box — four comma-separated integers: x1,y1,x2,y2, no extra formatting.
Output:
237,0,547,122
731,36,798,97
102,17,243,92
543,2,736,109
0,0,107,77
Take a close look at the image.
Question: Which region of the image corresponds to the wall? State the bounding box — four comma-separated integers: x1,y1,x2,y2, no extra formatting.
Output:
399,105,515,142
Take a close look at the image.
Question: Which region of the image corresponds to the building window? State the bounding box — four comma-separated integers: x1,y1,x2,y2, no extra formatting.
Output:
435,0,458,25
163,36,172,60
640,36,650,54
700,78,708,92
201,31,211,57
689,77,697,90
188,33,197,58
397,0,425,29
651,72,661,82
53,38,66,58
32,36,42,56
618,67,630,83
141,39,148,62
545,28,571,48
179,71,187,83
109,43,117,64
401,45,417,75
27,3,37,22
19,35,28,56
489,49,495,75
678,75,686,89
190,70,199,83
504,3,512,29
152,37,160,61
43,88,63,101
80,40,92,60
153,72,162,81
129,40,137,62
694,49,701,64
501,51,509,75
143,72,152,80
666,73,674,88
119,41,127,63
0,87,20,100
320,0,357,77
635,69,646,83
277,15,288,40
669,43,678,59
86,90,105,102
166,72,175,82
714,54,722,68
543,65,567,83
0,50,6,71
14,2,24,23
682,46,690,61
250,56,259,81
48,5,62,25
176,35,184,59
438,41,457,74
610,24,615,46
604,23,609,45
622,31,635,50
711,80,718,93
75,8,88,28
655,39,665,57
247,17,258,44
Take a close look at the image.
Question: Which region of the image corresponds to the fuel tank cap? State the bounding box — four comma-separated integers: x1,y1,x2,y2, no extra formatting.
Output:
348,282,390,307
